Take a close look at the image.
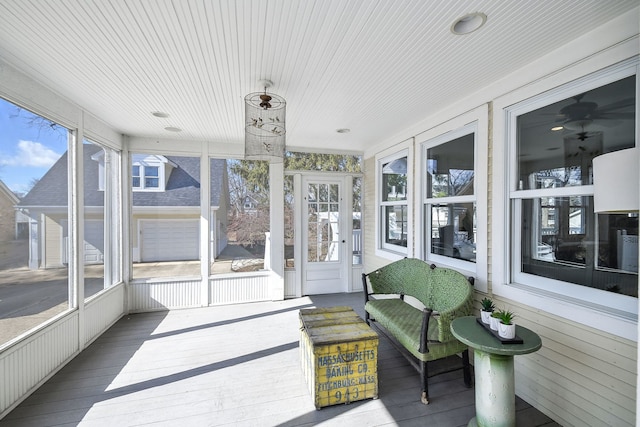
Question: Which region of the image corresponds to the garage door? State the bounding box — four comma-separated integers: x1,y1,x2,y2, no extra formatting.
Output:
62,220,104,264
140,219,199,262
84,220,104,264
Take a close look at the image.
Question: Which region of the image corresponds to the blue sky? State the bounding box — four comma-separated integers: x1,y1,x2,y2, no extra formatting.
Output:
0,98,66,195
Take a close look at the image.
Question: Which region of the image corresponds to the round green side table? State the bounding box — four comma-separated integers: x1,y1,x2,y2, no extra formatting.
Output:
451,316,542,427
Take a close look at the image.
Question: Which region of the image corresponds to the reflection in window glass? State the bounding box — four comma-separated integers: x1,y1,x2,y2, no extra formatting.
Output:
380,154,408,251
513,73,637,297
516,76,635,190
429,203,476,262
382,157,407,202
384,205,408,247
519,197,637,297
427,133,474,198
597,214,638,276
0,98,69,345
423,129,477,265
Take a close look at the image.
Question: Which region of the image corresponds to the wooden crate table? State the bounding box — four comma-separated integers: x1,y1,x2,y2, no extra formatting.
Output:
299,306,379,409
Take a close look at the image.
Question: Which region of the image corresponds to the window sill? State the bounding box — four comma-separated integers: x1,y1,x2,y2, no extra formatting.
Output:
493,281,638,341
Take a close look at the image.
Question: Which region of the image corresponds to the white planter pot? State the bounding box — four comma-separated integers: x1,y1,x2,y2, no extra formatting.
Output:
498,322,516,339
489,316,500,331
480,310,492,324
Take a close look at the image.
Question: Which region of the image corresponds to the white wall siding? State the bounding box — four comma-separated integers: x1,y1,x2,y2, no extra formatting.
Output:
210,275,271,305
0,313,79,417
351,265,364,292
284,270,297,298
500,299,637,427
128,279,202,312
83,285,126,345
361,16,639,426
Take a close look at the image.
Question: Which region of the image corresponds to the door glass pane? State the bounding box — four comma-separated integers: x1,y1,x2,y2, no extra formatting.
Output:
352,176,362,265
284,175,294,268
307,182,340,263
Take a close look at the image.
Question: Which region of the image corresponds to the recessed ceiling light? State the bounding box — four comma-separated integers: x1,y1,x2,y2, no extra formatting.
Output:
451,13,487,35
152,111,170,118
336,128,351,134
551,126,564,131
164,126,182,132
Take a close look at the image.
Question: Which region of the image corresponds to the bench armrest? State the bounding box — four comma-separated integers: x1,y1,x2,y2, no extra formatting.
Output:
362,272,370,304
419,307,433,353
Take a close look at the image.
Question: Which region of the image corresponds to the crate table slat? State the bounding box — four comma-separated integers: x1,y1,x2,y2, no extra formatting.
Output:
299,306,379,409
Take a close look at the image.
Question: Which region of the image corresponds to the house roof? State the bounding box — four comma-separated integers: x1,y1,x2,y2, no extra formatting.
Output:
0,1,636,154
0,180,20,205
18,144,227,208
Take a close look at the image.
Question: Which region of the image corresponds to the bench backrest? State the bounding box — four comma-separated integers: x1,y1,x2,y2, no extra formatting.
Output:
365,258,473,313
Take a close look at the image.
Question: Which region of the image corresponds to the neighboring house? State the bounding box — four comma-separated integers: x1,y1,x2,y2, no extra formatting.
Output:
0,179,19,241
18,145,230,269
241,194,260,215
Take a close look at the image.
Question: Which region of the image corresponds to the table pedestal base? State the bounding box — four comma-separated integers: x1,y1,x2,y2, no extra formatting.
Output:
470,349,515,427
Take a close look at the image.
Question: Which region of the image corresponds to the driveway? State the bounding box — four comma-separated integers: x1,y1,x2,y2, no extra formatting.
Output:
0,240,259,345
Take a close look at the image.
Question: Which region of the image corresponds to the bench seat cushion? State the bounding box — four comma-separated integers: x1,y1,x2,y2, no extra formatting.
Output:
365,299,467,362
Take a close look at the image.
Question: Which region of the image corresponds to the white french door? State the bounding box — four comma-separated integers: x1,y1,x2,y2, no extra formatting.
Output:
302,176,349,294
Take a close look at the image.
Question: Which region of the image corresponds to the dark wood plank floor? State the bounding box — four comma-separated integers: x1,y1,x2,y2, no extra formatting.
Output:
1,293,561,426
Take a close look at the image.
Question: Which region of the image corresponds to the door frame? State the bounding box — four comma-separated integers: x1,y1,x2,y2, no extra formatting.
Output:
290,172,355,296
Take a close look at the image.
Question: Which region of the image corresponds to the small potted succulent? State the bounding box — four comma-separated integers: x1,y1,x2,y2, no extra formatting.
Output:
489,310,501,331
480,297,495,324
495,309,516,339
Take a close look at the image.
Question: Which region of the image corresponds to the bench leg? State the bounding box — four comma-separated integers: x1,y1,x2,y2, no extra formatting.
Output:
420,360,429,404
462,349,472,387
365,312,375,326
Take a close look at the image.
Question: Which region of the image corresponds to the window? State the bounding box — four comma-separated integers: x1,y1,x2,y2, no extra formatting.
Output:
379,152,409,253
132,165,140,188
131,154,166,191
508,71,637,305
218,159,269,274
84,140,121,299
131,154,200,279
422,127,477,265
0,97,70,346
144,166,159,188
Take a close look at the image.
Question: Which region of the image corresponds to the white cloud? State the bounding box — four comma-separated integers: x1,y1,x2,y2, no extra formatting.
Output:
0,140,61,167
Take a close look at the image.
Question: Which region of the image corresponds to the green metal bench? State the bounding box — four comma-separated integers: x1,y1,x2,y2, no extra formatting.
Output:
362,258,474,404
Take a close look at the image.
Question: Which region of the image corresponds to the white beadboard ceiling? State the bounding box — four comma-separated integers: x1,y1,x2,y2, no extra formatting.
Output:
0,0,636,153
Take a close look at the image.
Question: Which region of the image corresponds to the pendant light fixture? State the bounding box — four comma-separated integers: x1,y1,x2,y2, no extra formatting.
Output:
244,79,286,162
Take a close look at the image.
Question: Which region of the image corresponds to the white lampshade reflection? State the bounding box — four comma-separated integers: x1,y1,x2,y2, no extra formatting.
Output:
593,147,639,213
